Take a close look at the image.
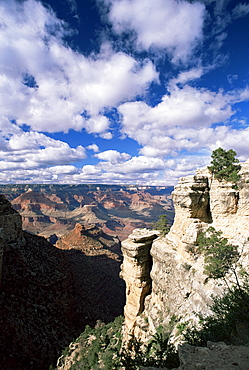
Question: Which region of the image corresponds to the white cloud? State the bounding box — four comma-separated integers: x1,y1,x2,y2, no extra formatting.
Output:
104,0,205,63
97,155,166,174
49,165,79,175
118,84,249,161
119,85,235,144
0,118,22,137
95,150,131,163
74,154,169,185
87,144,99,152
233,3,249,18
28,144,86,166
76,154,211,186
84,116,111,135
169,67,204,88
0,0,248,186
0,166,79,184
81,165,102,176
0,131,86,170
0,0,158,135
209,126,249,161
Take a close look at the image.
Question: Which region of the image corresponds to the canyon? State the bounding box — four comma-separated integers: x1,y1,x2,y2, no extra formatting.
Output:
0,184,174,242
2,160,249,369
55,159,249,370
0,195,125,369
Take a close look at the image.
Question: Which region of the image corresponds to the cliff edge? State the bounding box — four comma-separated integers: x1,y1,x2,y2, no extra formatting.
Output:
121,161,249,345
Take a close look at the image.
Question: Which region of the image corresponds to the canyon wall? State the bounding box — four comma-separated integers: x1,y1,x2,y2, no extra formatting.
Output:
121,162,249,345
0,193,126,369
0,195,23,288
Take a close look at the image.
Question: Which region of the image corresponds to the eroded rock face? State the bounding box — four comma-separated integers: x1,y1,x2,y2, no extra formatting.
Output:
120,229,160,345
2,184,174,241
0,194,22,243
121,162,249,345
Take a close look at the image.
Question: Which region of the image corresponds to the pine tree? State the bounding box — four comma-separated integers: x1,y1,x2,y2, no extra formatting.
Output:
208,147,241,183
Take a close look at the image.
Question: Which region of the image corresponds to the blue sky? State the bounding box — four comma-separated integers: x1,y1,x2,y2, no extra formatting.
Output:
0,0,249,185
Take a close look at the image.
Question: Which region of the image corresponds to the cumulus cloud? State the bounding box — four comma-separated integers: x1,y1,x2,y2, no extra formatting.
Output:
103,0,205,63
50,165,79,175
0,0,158,134
83,116,111,136
97,155,166,174
119,85,234,142
76,154,210,185
0,131,86,171
0,0,249,186
95,150,131,163
75,155,168,185
87,144,99,152
0,166,80,184
118,84,249,160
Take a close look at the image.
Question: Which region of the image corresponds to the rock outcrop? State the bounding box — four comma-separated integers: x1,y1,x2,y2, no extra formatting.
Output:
121,162,249,346
120,229,160,345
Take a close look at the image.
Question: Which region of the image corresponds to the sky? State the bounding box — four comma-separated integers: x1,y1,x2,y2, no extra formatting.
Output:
0,0,249,185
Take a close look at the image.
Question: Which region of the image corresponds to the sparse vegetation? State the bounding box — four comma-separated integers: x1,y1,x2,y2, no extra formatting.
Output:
183,281,249,346
57,317,179,369
181,227,249,347
57,316,123,370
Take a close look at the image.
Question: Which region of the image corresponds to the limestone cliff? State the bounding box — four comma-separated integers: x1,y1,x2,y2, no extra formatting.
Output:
121,162,249,345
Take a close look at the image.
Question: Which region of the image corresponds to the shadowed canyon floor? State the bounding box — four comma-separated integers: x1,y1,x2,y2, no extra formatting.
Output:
0,195,125,369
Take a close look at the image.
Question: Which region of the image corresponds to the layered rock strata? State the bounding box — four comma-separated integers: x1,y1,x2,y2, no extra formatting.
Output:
121,162,249,345
120,228,160,345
